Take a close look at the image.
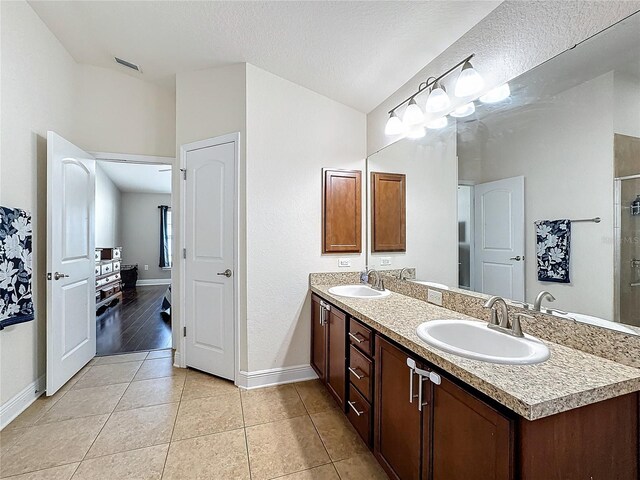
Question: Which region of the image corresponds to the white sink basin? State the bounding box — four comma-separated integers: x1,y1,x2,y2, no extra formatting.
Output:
328,284,391,299
416,319,550,365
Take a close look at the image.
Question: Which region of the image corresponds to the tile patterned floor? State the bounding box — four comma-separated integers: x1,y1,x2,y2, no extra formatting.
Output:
0,350,388,479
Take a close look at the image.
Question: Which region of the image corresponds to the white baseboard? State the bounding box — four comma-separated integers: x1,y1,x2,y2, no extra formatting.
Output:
237,365,318,390
0,375,45,430
173,350,184,369
136,278,171,286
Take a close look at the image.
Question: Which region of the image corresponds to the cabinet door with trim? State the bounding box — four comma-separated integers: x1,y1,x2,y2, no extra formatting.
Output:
310,294,326,381
326,307,347,409
323,169,362,253
371,172,406,252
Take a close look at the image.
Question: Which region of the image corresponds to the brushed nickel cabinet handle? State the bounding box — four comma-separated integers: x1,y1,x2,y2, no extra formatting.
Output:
348,332,365,344
348,367,366,380
347,400,363,416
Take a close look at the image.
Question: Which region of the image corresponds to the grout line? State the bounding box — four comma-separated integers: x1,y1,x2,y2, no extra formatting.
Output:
238,390,253,479
267,461,335,480
160,366,186,478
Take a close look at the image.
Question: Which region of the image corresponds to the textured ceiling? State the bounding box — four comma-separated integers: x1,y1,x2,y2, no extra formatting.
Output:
28,1,500,113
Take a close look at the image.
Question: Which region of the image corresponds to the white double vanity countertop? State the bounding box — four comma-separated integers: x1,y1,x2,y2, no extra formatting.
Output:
310,282,640,421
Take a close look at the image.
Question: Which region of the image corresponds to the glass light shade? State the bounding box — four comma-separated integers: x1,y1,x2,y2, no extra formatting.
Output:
384,112,404,136
403,98,424,126
426,116,448,129
480,83,511,103
425,82,450,113
454,61,484,97
450,102,476,118
406,125,426,139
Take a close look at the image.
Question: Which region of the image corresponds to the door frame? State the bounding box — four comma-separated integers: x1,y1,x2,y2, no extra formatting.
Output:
177,133,240,384
458,180,476,291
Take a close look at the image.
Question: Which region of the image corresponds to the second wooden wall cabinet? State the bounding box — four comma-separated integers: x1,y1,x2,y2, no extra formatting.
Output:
322,168,362,254
371,172,406,252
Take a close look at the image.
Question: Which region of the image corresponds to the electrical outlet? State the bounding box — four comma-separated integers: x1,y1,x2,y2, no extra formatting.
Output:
144,265,149,271
338,258,351,268
427,289,443,306
380,257,392,266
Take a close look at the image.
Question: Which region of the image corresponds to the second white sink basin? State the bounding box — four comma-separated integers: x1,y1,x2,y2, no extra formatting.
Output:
416,319,550,365
328,284,391,299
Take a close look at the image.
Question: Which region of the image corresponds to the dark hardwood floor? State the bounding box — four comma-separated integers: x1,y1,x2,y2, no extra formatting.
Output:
96,285,171,356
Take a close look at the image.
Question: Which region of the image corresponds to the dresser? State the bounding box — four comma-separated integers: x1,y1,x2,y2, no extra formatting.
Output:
95,247,123,313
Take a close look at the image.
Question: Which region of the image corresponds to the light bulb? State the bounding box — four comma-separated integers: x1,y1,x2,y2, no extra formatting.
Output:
450,102,475,118
454,60,484,97
426,117,448,129
403,97,424,126
406,126,426,139
480,83,511,103
384,111,404,136
425,81,450,113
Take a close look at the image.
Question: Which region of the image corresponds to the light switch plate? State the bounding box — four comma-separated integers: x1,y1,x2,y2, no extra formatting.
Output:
427,289,443,306
144,265,149,271
338,258,351,268
380,257,392,266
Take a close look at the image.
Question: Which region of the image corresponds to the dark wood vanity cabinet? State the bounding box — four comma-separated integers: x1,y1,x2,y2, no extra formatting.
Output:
310,295,326,381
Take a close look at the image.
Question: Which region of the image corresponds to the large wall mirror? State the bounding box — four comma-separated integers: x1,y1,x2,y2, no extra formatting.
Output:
366,12,640,335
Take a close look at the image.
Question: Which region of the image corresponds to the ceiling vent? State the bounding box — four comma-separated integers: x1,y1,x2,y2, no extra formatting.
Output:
114,57,141,73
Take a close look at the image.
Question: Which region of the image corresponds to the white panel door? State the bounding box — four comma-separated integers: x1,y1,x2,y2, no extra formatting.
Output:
473,176,525,301
184,140,235,380
46,131,96,395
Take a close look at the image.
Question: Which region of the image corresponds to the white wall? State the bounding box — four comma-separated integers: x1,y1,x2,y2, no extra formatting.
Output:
458,73,615,319
245,64,366,372
614,70,640,138
367,1,640,155
95,163,122,248
0,0,77,407
367,131,458,288
120,192,172,281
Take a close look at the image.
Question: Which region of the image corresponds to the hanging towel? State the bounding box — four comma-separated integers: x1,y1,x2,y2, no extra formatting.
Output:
535,219,571,284
0,206,34,330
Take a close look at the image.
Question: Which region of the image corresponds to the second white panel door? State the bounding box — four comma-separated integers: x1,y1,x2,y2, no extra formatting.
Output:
184,140,235,380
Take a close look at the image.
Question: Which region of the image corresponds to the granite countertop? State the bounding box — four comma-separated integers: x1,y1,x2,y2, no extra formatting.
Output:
310,283,640,421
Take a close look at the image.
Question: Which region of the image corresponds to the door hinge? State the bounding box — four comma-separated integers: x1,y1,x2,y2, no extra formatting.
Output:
182,248,186,259
183,326,187,337
181,168,186,180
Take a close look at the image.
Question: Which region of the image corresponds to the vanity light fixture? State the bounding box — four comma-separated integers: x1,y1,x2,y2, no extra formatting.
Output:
450,102,476,118
480,83,511,103
406,125,426,139
425,80,450,113
384,111,404,135
454,60,484,97
384,54,483,137
403,97,425,126
426,117,448,129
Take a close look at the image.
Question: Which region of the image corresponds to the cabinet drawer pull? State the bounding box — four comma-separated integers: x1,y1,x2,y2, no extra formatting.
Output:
348,367,367,380
348,332,365,344
347,400,364,416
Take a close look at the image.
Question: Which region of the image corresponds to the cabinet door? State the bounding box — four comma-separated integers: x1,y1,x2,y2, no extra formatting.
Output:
310,295,326,381
326,307,346,409
374,336,422,480
371,172,406,252
323,169,362,253
430,376,513,480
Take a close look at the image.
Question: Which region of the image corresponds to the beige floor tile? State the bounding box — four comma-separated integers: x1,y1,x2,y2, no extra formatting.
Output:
132,358,183,381
3,393,65,431
162,429,250,480
1,463,79,479
57,364,93,393
246,416,330,480
0,415,108,477
85,403,178,458
310,409,368,462
172,392,243,441
294,381,337,414
92,352,148,365
241,385,307,427
115,376,185,411
37,384,128,425
71,444,168,480
276,464,340,479
72,362,142,390
333,452,388,480
181,369,237,401
145,349,172,359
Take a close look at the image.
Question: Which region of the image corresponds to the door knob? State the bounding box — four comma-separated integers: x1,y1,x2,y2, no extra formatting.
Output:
509,256,523,261
217,269,232,278
50,272,69,280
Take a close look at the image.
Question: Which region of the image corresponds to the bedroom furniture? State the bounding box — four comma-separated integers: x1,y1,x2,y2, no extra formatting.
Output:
96,247,122,313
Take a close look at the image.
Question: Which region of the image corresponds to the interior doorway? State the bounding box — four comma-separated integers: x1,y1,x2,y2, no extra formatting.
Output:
93,157,174,355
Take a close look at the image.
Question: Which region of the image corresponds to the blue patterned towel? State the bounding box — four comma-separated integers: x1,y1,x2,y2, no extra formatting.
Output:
0,206,34,329
535,219,571,283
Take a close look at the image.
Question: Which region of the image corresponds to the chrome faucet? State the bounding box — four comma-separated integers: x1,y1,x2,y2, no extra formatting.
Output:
533,291,556,312
399,267,411,281
483,296,528,337
364,268,385,291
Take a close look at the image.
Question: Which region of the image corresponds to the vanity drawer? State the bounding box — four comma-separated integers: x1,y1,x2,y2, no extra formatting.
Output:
112,261,121,272
346,383,372,447
112,248,121,259
101,286,115,299
101,262,113,275
349,345,373,402
349,318,373,357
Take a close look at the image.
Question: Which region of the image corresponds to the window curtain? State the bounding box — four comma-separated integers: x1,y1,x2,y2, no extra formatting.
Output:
159,205,171,268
